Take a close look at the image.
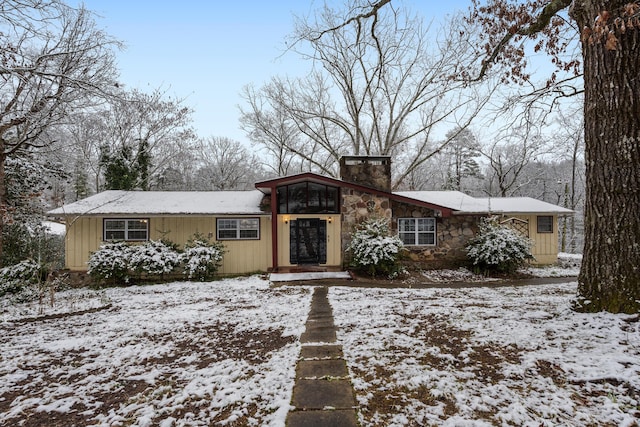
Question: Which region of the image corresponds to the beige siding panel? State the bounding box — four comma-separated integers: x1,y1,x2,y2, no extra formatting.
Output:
65,217,102,270
516,214,559,265
150,217,216,244
216,216,272,274
277,214,342,267
63,215,271,274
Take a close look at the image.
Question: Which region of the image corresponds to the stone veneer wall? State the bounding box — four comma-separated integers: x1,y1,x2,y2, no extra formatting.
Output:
391,201,483,270
340,188,392,266
340,190,484,269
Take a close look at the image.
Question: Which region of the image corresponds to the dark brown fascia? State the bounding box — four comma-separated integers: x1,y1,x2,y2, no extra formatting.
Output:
255,172,455,218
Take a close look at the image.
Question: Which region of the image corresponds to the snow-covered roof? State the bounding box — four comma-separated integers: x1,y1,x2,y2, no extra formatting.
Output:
47,190,266,216
395,191,573,214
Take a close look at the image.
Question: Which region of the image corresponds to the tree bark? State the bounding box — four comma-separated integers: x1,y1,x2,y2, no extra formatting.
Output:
572,0,640,313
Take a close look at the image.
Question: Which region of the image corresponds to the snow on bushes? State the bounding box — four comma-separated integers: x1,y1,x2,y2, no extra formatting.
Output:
88,236,226,285
128,240,181,276
0,259,41,298
466,217,534,273
87,241,131,284
181,234,225,281
347,218,404,277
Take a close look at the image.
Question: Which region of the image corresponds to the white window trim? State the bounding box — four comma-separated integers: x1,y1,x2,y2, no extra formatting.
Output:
103,218,149,241
216,218,260,240
398,217,436,246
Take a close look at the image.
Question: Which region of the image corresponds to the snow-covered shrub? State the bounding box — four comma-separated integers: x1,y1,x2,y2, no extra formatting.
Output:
87,241,131,284
347,218,404,277
128,240,181,276
466,217,534,273
181,233,226,281
0,259,42,298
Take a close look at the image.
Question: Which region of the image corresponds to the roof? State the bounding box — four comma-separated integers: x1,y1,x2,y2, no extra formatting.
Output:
48,186,572,218
395,191,574,215
47,190,267,216
256,172,456,216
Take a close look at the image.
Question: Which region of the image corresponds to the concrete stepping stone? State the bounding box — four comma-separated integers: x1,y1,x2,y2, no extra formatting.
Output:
300,344,343,360
287,409,359,427
291,379,356,409
296,359,349,379
300,329,337,343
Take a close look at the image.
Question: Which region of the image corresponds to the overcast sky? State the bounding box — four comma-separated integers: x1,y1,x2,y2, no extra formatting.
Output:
77,1,468,145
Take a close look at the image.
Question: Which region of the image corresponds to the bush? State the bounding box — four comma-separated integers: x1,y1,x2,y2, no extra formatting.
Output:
88,241,131,284
466,217,534,273
88,236,227,285
181,233,226,281
129,240,181,276
0,259,42,298
347,218,404,277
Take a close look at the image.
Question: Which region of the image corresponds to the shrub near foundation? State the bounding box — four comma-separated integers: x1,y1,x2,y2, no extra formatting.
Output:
466,217,534,274
88,236,226,285
348,218,405,278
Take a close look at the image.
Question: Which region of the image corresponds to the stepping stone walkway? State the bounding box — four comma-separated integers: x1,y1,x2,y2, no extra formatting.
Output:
286,286,359,427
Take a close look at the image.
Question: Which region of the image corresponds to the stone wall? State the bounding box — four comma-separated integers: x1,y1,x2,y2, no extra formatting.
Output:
339,156,391,192
340,188,392,265
340,190,484,269
391,201,482,270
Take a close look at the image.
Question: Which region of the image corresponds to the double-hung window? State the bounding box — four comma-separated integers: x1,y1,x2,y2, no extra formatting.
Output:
104,219,149,241
398,218,436,246
217,218,260,240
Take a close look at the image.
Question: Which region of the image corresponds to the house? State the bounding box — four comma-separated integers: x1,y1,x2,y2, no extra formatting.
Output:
47,156,573,275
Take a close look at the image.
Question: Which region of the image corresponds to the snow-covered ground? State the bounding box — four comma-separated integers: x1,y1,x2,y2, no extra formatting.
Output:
331,282,639,426
2,259,638,426
0,277,311,426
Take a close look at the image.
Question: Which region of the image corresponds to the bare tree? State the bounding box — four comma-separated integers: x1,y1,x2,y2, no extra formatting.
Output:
240,3,494,187
193,137,265,190
240,84,305,177
481,120,550,197
0,0,120,263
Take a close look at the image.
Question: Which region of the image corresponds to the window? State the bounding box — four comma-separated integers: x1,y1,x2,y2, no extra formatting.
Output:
398,218,436,245
537,216,553,233
217,218,260,240
104,219,149,241
276,182,340,214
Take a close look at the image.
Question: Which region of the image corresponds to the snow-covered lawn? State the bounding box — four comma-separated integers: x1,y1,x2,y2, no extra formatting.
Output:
2,267,638,426
0,277,311,426
331,282,640,426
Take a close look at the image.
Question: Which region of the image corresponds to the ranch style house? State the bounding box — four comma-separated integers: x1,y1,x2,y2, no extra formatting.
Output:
47,156,573,276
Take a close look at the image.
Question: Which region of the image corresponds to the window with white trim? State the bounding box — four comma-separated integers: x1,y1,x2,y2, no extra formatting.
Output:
217,218,260,240
104,219,149,241
398,218,436,245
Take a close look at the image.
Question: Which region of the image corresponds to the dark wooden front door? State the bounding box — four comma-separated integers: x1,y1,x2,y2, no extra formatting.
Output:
290,218,327,264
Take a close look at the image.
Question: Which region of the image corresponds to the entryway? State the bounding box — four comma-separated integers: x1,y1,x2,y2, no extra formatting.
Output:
289,218,327,265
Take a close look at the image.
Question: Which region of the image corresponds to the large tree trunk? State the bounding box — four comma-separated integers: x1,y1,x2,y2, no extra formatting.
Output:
572,0,640,313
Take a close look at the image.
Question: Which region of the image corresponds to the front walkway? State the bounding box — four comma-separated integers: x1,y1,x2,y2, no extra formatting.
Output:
286,286,359,427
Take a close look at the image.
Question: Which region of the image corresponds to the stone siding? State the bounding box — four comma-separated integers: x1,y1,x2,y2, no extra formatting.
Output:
340,192,483,269
391,201,483,270
340,188,392,265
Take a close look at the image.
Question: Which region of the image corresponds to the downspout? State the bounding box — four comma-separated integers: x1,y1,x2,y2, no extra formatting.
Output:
270,187,278,272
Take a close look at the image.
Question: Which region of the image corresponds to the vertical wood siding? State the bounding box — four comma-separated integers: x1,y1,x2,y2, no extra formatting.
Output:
517,214,559,265
64,215,272,274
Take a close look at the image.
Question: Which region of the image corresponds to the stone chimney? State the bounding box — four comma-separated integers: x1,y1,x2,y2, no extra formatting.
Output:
339,155,392,192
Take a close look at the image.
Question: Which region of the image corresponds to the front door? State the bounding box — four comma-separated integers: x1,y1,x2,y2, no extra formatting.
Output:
290,218,327,264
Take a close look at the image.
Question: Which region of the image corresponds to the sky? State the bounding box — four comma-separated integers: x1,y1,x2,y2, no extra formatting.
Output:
77,1,468,146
